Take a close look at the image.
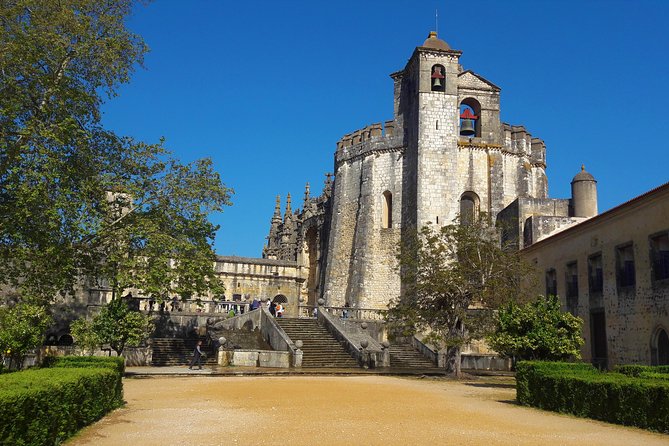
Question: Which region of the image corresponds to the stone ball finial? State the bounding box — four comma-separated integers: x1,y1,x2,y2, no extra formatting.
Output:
361,322,368,330
360,339,369,349
218,337,226,345
295,340,303,349
317,298,325,306
381,341,390,349
299,296,305,303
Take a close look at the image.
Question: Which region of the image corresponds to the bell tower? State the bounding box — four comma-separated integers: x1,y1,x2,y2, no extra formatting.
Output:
396,31,463,229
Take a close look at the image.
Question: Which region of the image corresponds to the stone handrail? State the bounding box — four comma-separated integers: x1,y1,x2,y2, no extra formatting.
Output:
135,296,250,315
297,305,316,318
322,306,385,321
318,308,387,368
259,306,302,367
412,335,439,366
214,307,261,330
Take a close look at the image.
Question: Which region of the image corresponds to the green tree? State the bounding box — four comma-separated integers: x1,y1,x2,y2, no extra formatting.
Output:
0,301,52,369
487,294,584,365
0,1,232,305
90,297,153,356
387,215,535,377
70,317,101,355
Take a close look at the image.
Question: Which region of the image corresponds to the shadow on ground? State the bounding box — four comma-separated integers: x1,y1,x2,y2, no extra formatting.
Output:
464,382,516,390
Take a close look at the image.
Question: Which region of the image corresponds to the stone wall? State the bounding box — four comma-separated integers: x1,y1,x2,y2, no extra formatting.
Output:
215,256,305,317
323,122,403,308
521,183,669,367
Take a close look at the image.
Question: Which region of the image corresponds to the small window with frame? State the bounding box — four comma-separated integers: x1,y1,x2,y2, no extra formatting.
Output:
616,243,635,289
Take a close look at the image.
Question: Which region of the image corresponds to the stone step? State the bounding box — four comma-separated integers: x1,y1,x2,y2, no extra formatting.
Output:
151,337,217,366
275,318,359,368
388,345,437,368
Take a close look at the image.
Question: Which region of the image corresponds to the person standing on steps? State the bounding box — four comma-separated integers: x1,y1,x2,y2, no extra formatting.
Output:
189,340,204,370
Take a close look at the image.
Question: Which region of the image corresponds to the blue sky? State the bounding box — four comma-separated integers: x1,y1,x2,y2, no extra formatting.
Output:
102,0,669,257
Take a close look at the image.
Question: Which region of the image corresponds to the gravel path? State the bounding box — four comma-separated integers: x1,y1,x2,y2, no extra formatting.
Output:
67,375,668,446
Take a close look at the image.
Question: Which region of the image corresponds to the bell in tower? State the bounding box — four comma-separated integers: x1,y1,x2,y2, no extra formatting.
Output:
431,64,445,92
459,108,477,136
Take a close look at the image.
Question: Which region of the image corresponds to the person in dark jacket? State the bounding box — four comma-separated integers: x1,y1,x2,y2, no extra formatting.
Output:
189,340,204,370
269,301,277,317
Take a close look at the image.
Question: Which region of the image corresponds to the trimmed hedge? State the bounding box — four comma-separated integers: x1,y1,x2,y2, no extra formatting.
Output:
0,357,124,446
43,355,125,375
615,364,669,377
516,361,669,432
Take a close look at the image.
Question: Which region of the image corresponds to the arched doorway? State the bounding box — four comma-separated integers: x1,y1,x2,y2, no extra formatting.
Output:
656,328,669,365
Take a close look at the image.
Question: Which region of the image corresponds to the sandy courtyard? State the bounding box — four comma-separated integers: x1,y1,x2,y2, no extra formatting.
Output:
67,375,668,446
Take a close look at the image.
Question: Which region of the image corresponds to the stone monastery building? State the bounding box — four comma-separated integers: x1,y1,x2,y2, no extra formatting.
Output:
260,31,596,311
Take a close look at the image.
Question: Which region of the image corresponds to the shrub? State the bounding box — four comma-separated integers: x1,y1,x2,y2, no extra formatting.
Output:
615,364,669,377
0,359,124,445
516,361,669,432
43,355,125,375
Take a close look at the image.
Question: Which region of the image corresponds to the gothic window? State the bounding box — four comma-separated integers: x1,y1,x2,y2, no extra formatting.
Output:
459,98,481,138
616,243,635,289
545,268,557,297
650,232,669,282
382,191,392,228
430,64,445,92
459,191,479,226
565,261,578,315
588,253,603,294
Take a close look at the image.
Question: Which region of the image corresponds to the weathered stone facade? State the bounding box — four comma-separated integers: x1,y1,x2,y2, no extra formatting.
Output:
521,183,669,367
270,32,553,309
261,32,601,313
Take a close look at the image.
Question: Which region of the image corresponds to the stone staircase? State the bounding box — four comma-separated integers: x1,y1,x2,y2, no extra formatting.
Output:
151,337,217,367
388,344,438,369
275,318,359,368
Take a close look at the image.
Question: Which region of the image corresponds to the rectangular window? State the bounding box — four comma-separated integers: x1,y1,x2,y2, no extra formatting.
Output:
545,268,557,297
565,262,578,315
650,232,669,282
616,243,635,289
588,253,603,293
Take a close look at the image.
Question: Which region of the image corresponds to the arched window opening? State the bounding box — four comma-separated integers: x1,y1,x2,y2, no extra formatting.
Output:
273,294,288,304
382,191,393,228
460,98,482,138
431,64,446,92
459,191,480,226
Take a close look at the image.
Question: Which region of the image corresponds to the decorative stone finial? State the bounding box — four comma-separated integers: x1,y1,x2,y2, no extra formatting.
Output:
360,339,369,349
272,195,281,220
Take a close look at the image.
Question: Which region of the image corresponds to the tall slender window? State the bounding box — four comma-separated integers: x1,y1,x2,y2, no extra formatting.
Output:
565,261,578,315
382,191,392,229
460,192,480,226
616,243,635,289
650,232,669,281
588,253,603,294
545,268,557,297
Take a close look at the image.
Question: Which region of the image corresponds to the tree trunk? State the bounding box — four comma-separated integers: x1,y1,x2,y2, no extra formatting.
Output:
445,345,462,378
